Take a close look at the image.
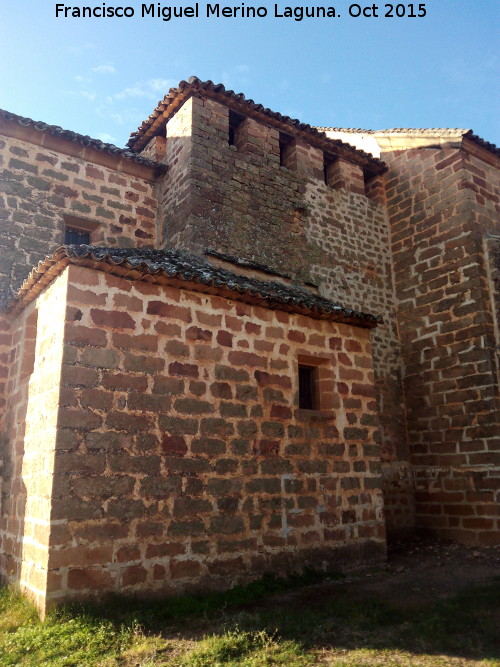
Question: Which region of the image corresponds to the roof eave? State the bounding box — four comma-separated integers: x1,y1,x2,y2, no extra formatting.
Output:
0,109,167,179
4,246,380,329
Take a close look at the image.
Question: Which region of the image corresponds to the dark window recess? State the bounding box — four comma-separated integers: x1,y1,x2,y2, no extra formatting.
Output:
298,365,317,410
279,132,293,167
65,227,91,245
324,156,335,186
228,110,245,146
363,169,375,195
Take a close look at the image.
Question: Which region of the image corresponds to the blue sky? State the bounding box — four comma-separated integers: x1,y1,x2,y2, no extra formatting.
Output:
1,0,498,148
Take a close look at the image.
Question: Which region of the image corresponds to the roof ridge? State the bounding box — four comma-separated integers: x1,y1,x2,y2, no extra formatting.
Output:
317,127,470,135
318,126,500,157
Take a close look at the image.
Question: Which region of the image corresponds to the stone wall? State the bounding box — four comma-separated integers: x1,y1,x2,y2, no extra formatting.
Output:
9,264,385,612
384,145,500,544
159,96,308,278
303,173,411,536
0,126,158,303
156,96,410,534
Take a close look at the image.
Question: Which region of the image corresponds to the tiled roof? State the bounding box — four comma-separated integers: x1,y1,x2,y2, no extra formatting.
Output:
126,77,385,173
317,127,468,135
7,246,380,328
463,130,500,158
0,109,167,170
316,127,376,134
317,126,500,158
204,248,292,280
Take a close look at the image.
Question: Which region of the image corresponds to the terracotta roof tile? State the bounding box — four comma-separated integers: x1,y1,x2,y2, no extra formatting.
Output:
463,130,500,158
6,246,380,328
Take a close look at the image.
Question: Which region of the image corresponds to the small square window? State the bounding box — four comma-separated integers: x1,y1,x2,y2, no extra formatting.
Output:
298,364,317,410
63,215,99,245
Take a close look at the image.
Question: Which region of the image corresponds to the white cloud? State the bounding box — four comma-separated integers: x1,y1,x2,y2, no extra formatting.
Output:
66,76,176,145
95,132,118,144
113,78,174,101
93,64,116,74
113,85,148,101
148,78,173,93
66,42,97,55
69,90,97,102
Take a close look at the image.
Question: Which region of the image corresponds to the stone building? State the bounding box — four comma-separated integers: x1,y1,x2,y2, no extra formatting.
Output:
0,77,498,614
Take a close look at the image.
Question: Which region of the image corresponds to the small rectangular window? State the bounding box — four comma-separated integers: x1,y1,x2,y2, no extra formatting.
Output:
298,364,317,410
64,227,91,245
297,354,334,414
228,110,245,147
279,132,294,167
324,156,336,186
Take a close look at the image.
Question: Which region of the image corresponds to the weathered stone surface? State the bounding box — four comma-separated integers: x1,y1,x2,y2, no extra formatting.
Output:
2,88,498,620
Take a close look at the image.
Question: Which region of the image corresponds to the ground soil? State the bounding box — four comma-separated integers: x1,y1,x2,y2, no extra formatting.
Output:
269,537,500,611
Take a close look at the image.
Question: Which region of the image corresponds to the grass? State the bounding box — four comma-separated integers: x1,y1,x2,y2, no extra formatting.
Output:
0,574,499,666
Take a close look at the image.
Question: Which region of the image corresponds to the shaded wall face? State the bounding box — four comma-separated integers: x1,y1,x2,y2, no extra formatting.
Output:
384,146,500,545
0,133,158,302
303,172,411,535
46,265,385,606
485,236,500,369
0,272,67,610
157,97,410,535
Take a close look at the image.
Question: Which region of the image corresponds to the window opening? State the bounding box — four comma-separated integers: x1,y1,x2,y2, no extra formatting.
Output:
324,155,336,186
279,132,294,167
64,227,91,245
363,170,374,195
298,364,317,410
228,110,245,147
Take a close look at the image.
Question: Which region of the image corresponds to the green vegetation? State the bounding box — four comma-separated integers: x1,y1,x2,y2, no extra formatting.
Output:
0,575,498,666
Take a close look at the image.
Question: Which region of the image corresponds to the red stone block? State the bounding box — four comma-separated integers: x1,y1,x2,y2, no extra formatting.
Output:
91,309,136,330
170,559,202,579
67,567,114,590
161,435,187,456
121,565,147,586
169,361,199,378
216,330,233,347
147,301,192,323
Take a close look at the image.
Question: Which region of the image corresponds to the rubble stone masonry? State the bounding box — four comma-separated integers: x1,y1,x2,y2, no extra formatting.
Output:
0,125,158,302
1,265,385,612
